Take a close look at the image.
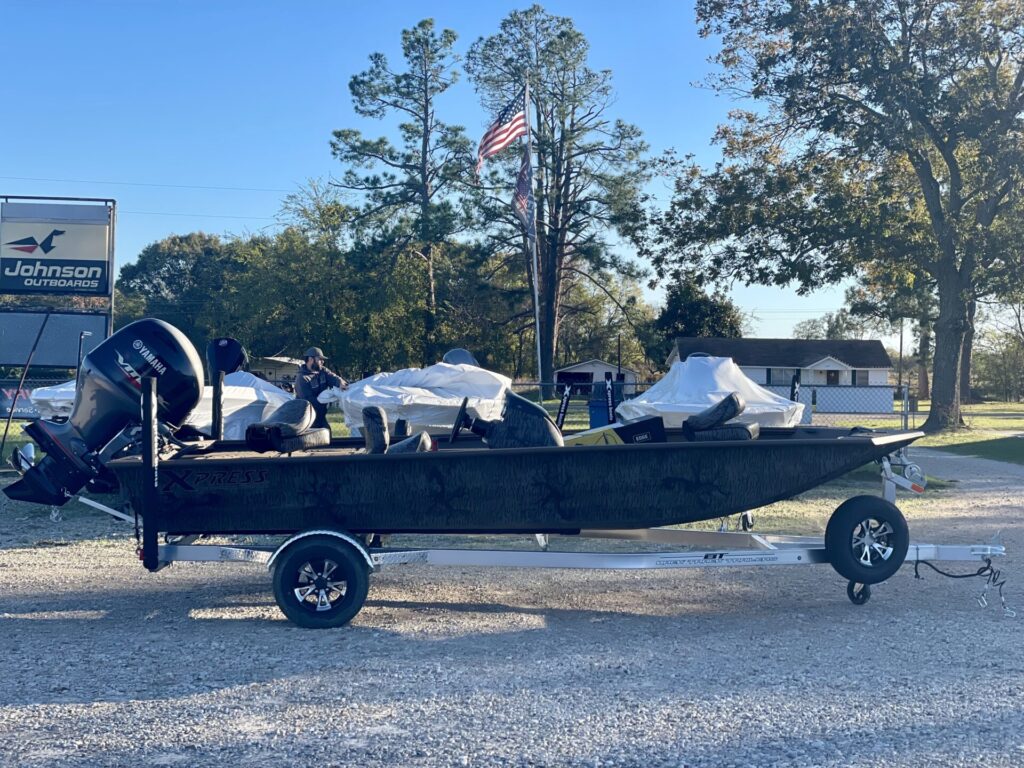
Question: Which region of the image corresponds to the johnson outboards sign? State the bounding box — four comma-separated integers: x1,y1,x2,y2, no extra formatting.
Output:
0,202,112,295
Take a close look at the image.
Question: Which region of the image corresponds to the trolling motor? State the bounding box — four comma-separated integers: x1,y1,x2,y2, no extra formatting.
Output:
206,337,249,379
450,391,563,449
4,318,204,506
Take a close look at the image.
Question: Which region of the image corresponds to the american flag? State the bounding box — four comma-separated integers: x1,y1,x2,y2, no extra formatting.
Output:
513,144,536,241
476,88,528,173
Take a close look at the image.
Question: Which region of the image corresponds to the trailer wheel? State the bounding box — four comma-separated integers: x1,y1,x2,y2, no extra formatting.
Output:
825,495,909,585
271,536,370,628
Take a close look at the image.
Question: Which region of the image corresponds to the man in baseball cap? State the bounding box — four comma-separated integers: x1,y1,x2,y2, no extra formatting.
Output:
295,346,347,430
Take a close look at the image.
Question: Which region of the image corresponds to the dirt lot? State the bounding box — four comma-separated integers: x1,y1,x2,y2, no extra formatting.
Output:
0,448,1021,767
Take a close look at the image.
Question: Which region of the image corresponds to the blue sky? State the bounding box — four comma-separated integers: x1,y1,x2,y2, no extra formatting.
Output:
0,0,849,337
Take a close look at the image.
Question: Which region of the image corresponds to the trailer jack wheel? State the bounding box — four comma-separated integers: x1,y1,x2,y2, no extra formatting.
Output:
847,581,871,605
740,512,755,532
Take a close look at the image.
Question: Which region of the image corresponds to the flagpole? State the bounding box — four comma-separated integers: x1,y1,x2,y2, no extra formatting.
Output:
524,80,545,395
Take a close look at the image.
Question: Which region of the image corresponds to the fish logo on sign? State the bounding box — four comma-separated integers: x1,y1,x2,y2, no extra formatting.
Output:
4,229,66,254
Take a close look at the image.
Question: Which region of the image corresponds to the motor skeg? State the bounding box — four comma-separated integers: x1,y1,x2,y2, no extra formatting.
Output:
4,318,204,506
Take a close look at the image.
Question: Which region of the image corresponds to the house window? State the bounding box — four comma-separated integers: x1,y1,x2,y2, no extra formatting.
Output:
770,368,799,386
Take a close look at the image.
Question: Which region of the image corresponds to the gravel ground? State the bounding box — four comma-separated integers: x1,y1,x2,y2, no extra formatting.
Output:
0,447,1021,767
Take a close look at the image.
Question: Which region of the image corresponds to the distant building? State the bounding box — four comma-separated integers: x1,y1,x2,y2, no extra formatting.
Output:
250,355,304,391
554,359,638,395
667,338,893,415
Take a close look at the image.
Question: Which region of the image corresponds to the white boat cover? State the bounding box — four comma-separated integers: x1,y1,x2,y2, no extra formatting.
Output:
31,372,293,440
185,372,294,439
615,356,804,428
324,363,512,433
28,380,78,421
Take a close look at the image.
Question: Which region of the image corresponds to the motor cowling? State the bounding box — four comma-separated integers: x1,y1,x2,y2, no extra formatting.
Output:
206,337,249,380
4,318,203,506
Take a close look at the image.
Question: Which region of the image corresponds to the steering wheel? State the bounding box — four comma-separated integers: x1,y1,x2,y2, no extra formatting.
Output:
450,397,470,444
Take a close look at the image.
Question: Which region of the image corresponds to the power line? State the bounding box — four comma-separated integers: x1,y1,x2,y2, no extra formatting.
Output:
0,175,292,194
121,210,277,221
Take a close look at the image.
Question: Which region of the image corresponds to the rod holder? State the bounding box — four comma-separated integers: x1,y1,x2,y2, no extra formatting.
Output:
141,376,161,571
212,370,225,441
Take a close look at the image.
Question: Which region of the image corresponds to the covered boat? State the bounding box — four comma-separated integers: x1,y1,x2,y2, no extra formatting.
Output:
616,355,804,428
30,371,292,440
324,362,511,434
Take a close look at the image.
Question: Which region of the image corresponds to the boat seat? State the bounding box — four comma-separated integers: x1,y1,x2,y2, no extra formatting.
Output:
245,399,331,453
682,393,758,441
362,406,389,454
360,408,432,454
682,392,746,435
684,421,759,442
387,431,432,454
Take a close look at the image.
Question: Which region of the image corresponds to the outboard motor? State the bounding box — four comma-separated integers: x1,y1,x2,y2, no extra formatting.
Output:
206,337,249,380
442,348,480,367
4,319,203,506
450,391,563,449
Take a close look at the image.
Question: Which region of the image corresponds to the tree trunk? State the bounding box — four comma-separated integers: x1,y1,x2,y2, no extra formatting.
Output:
922,284,967,432
959,298,976,406
917,323,930,401
538,263,558,399
422,244,437,365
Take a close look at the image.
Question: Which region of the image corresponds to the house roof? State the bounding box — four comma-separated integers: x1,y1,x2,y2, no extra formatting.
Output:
555,359,638,375
669,338,892,369
255,355,304,367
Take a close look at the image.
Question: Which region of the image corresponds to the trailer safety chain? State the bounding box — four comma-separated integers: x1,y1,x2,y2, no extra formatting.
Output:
914,557,1015,618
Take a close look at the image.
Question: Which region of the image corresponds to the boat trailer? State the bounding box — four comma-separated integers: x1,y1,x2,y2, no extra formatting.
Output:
81,447,1006,628
14,378,1011,629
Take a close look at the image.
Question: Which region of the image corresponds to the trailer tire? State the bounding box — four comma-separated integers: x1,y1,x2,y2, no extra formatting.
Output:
825,495,909,585
271,536,370,628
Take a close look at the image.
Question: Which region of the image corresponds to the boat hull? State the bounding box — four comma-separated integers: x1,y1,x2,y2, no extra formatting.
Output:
109,428,922,535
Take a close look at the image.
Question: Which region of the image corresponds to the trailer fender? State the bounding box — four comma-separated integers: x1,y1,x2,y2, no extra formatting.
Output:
266,530,375,573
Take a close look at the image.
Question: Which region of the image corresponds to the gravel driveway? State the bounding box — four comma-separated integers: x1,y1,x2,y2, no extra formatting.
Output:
0,447,1021,767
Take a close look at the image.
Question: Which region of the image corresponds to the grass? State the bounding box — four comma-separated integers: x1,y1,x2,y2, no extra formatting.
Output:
928,434,1024,466
917,400,1024,413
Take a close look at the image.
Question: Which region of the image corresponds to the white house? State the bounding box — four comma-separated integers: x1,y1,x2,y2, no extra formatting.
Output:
250,356,304,391
667,338,893,415
554,359,638,395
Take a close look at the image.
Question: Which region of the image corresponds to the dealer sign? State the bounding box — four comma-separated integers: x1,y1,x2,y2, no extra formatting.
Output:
0,202,112,295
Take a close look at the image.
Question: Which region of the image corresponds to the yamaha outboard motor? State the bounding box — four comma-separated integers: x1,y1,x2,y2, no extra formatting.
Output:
206,337,249,380
4,319,203,506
